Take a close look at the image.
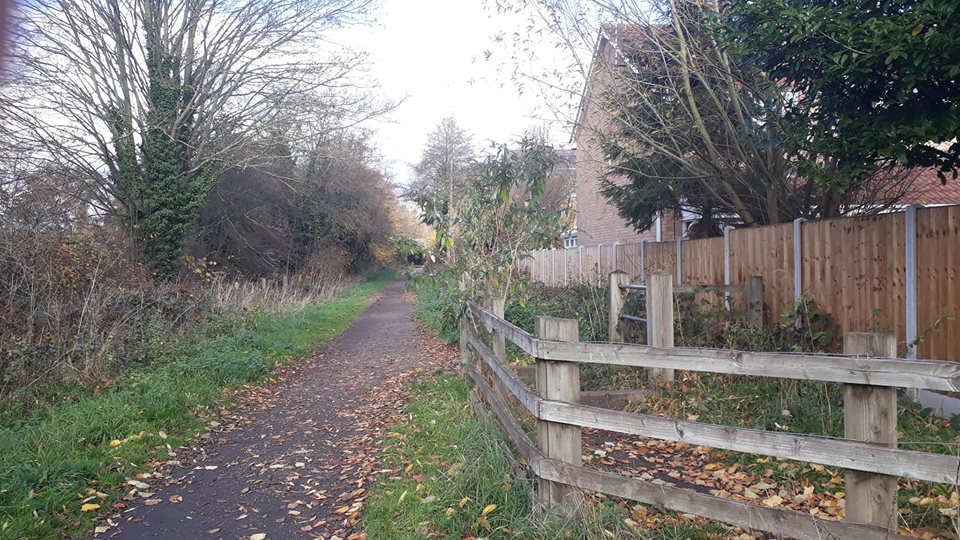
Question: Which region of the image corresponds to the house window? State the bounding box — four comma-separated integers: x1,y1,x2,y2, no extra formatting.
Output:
563,233,578,249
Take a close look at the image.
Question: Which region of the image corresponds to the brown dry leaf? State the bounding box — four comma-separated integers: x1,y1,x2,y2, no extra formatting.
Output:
761,495,783,507
144,499,162,506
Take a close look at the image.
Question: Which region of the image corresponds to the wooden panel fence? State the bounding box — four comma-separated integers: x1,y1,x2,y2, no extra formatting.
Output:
519,204,960,363
462,273,960,539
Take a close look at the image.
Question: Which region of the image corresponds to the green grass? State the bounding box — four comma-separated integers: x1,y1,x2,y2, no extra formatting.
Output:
363,372,746,540
409,275,461,344
0,274,392,539
363,373,538,539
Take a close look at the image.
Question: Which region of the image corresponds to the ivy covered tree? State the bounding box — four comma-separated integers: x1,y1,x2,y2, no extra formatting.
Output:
721,0,960,180
15,0,374,278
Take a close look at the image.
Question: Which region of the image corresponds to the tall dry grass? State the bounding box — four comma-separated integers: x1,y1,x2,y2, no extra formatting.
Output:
202,272,354,311
0,227,355,397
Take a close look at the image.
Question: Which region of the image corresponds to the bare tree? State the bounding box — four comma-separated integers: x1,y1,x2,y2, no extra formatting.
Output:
495,0,916,234
405,117,476,215
9,0,376,274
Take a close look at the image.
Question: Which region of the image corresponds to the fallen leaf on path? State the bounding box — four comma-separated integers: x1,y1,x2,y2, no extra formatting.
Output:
761,495,783,507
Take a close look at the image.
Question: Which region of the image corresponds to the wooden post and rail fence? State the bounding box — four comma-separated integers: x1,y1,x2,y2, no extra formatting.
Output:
519,205,960,366
461,271,960,539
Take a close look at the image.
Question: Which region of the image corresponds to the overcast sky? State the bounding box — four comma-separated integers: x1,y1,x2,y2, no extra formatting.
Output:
332,0,580,186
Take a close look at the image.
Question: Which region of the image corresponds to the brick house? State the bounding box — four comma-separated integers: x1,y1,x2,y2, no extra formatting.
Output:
569,25,960,250
570,25,686,249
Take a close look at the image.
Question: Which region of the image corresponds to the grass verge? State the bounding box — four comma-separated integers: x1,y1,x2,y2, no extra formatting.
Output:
363,373,537,539
0,274,392,539
363,373,747,540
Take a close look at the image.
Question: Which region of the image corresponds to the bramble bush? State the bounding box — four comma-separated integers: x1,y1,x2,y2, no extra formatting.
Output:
0,227,352,400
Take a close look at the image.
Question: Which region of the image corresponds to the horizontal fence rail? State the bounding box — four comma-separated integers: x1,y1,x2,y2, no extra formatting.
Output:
462,284,960,539
465,356,913,540
519,205,960,364
471,301,960,392
536,341,960,392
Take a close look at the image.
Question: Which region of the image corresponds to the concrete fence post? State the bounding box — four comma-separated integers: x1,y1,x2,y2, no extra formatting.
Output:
534,316,583,512
792,218,806,327
675,237,682,285
639,240,647,285
905,205,921,362
647,272,675,384
843,332,898,530
723,226,732,311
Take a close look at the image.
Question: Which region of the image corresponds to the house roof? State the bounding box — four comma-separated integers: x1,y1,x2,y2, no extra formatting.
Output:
571,23,672,143
900,167,960,206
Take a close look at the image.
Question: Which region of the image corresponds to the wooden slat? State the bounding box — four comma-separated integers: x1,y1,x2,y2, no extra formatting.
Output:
729,222,794,329
916,205,960,362
674,284,742,294
679,237,725,285
468,335,540,416
537,459,910,540
468,301,537,356
540,400,960,485
536,340,960,392
466,368,540,471
645,241,676,274
802,214,905,361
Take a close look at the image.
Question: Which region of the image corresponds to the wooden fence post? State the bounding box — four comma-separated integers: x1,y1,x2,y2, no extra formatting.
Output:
843,332,898,530
459,279,471,367
745,276,764,328
647,272,674,384
459,313,471,365
608,271,630,342
534,316,583,512
488,297,508,400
